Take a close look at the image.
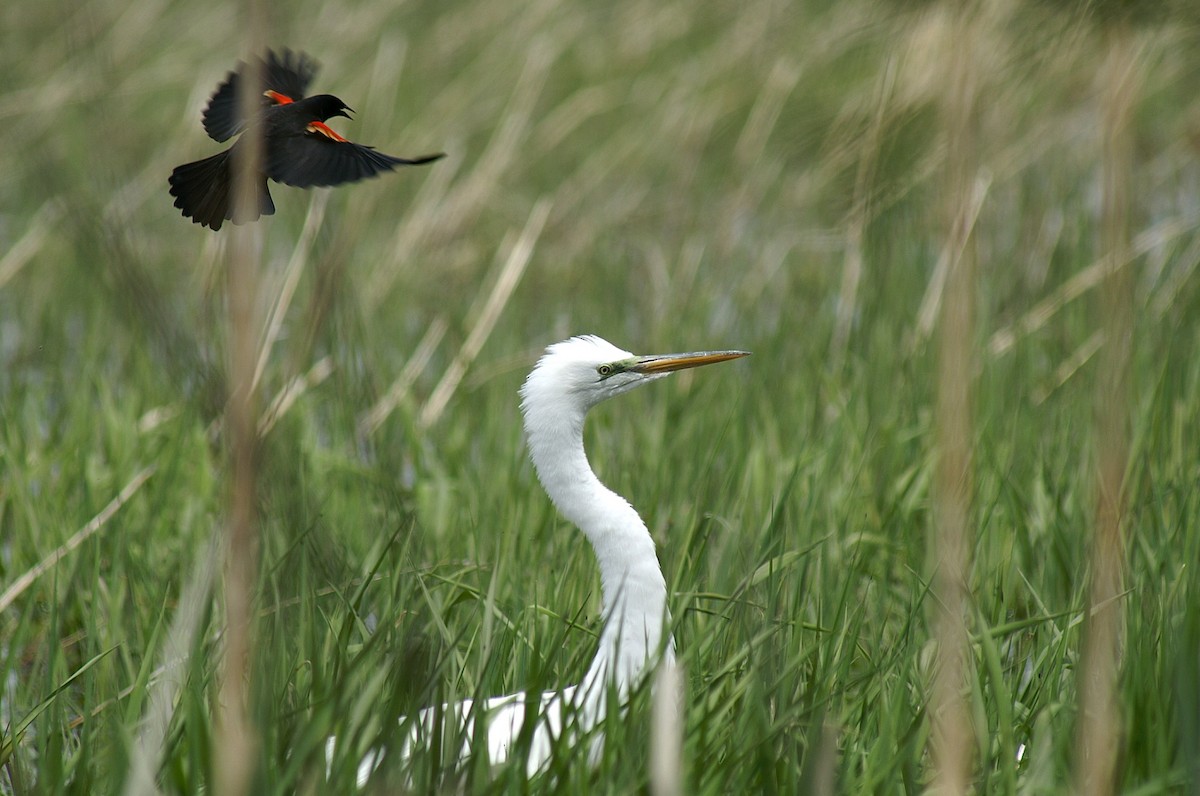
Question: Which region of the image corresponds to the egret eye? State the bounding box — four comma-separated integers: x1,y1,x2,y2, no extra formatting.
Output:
597,363,615,378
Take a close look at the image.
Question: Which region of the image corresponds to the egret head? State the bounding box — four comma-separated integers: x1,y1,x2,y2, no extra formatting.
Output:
520,335,749,428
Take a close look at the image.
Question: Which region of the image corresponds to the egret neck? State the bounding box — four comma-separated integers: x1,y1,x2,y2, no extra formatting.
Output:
523,397,673,700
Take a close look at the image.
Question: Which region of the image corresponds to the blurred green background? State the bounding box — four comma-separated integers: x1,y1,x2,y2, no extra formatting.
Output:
2,0,1200,793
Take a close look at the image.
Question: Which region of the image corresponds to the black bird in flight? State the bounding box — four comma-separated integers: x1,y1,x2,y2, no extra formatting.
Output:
169,49,443,230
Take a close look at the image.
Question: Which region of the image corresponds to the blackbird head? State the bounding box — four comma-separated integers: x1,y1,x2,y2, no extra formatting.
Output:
307,94,354,122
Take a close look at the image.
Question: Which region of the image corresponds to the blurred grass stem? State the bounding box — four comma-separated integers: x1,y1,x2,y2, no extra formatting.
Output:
216,7,267,794
929,5,980,793
1073,21,1139,796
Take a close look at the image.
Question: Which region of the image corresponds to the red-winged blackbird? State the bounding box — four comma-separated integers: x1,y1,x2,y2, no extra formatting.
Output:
169,49,443,230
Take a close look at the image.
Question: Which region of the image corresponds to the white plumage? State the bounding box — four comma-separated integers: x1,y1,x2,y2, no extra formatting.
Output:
331,335,747,784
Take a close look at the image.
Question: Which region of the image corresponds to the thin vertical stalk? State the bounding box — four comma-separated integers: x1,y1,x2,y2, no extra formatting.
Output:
649,661,684,796
929,5,978,794
1073,22,1137,796
830,56,895,369
216,6,266,794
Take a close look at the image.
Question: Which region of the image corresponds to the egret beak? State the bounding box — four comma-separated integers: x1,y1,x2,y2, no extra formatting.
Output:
632,350,750,374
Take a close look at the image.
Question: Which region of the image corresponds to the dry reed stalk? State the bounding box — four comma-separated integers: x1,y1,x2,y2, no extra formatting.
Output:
418,198,551,429
929,6,979,794
215,12,266,793
252,191,329,393
987,216,1189,357
830,56,895,368
365,42,552,312
0,200,59,290
1031,330,1105,406
358,316,449,437
122,538,219,796
914,172,990,348
1073,23,1139,796
0,467,155,614
809,723,838,796
650,661,684,796
259,356,334,437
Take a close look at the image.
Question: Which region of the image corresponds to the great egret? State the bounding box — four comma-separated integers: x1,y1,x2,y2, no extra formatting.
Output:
332,335,748,784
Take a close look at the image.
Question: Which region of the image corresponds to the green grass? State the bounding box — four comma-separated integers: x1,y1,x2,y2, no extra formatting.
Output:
3,0,1200,793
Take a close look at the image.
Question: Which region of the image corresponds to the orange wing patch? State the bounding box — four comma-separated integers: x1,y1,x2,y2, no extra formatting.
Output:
264,90,294,105
305,121,348,142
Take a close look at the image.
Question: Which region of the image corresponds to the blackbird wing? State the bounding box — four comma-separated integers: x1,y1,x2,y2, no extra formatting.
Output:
202,49,320,142
267,133,443,188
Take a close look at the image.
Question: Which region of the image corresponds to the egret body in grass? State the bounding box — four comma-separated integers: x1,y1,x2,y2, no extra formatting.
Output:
338,335,747,784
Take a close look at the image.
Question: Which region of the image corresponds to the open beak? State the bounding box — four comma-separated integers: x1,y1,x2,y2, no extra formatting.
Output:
631,349,749,374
